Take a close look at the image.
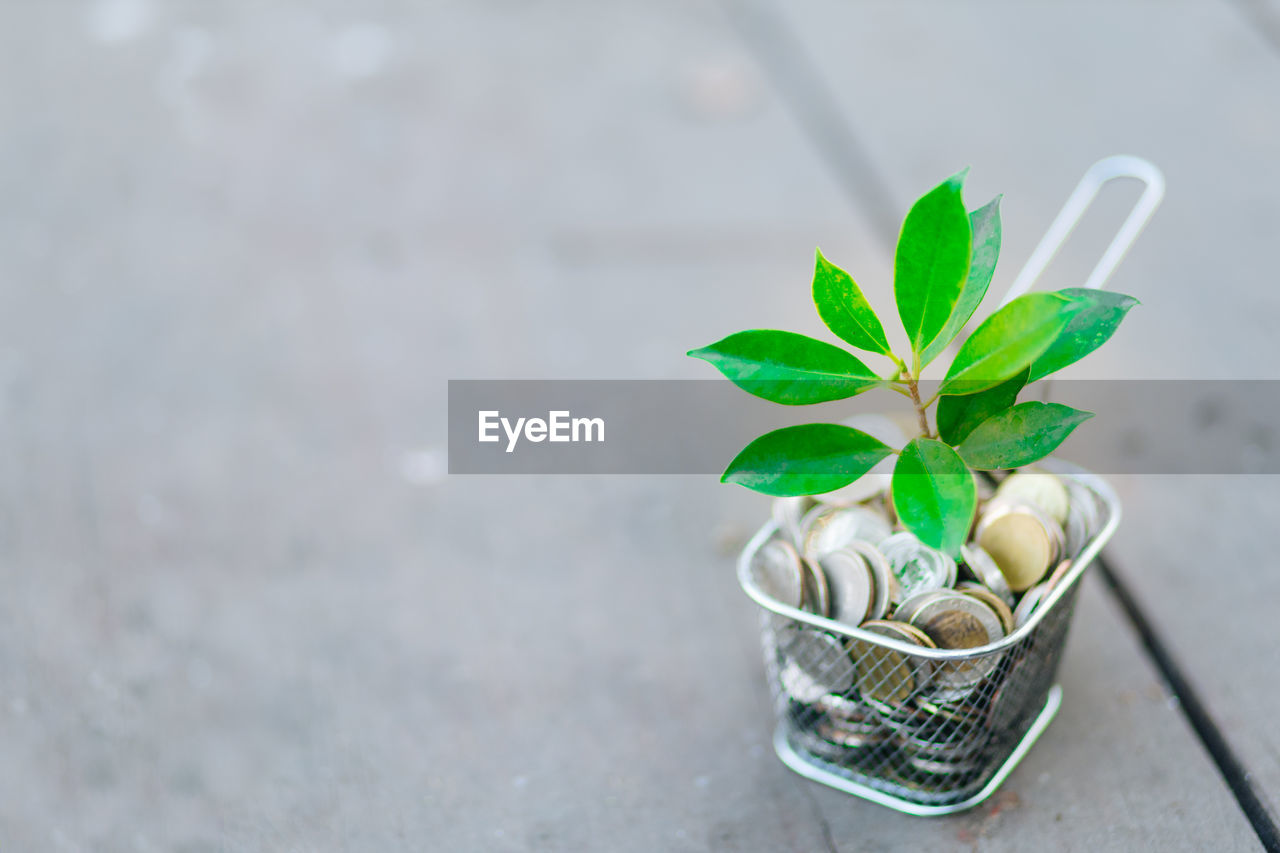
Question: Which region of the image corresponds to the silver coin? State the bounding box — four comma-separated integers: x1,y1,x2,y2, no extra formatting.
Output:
845,539,898,619
801,505,893,558
960,543,1015,606
996,471,1070,526
800,556,831,617
892,589,952,625
779,629,855,695
1012,582,1052,629
1062,476,1102,556
878,532,955,601
772,495,817,546
751,538,805,608
817,549,873,627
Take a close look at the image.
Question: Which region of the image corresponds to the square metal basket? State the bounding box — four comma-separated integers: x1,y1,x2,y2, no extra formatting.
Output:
736,460,1121,815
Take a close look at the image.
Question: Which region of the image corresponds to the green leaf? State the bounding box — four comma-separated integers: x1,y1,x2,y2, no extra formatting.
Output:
894,171,973,356
891,438,975,556
722,424,895,497
920,196,1002,366
936,367,1029,445
812,248,892,356
956,402,1094,469
938,292,1073,396
1027,288,1140,381
688,330,881,405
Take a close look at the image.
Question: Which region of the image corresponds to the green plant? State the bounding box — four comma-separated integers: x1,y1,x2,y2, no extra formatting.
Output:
688,170,1137,556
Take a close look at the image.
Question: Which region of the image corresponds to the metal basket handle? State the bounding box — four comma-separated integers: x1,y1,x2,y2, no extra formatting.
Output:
1000,154,1165,305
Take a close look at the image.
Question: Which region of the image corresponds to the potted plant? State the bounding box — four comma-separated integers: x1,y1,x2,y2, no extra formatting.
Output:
687,169,1139,814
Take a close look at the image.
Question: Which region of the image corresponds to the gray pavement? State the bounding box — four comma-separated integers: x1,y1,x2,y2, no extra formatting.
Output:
0,0,1276,850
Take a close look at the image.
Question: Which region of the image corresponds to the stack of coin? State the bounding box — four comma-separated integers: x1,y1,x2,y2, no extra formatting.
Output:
757,469,1101,641
757,467,1105,786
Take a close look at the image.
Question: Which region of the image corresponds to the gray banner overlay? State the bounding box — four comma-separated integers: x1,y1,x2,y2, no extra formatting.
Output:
448,380,1280,475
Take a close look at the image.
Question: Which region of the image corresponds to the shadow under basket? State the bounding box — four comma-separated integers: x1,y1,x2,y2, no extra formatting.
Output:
736,460,1121,816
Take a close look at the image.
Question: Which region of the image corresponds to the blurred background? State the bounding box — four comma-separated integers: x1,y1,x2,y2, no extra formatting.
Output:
1,0,1278,850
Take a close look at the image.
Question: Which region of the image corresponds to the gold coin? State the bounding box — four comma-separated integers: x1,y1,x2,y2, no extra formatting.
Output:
956,584,1015,635
890,621,937,648
910,594,1003,650
909,593,1004,698
850,620,935,706
976,503,1061,592
892,589,951,625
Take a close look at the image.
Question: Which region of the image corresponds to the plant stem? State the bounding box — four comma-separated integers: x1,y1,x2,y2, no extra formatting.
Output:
906,374,935,439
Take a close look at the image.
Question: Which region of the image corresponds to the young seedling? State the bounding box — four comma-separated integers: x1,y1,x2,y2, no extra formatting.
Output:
688,170,1137,557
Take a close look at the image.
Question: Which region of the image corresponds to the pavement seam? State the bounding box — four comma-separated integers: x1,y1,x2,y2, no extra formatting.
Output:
1093,553,1280,852
1229,0,1280,56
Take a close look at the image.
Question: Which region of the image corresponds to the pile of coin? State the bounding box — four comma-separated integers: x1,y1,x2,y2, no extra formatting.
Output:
751,469,1104,792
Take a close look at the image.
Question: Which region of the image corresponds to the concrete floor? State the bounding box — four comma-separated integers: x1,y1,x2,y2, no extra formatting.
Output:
0,0,1277,850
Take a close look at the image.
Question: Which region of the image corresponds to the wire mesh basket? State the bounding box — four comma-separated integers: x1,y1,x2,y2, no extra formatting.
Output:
737,461,1120,815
